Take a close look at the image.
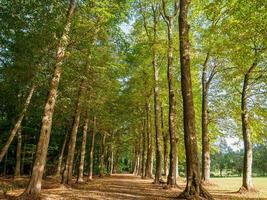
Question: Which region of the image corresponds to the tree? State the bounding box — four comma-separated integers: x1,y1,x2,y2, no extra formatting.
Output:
178,0,213,199
161,0,179,187
0,85,35,162
20,0,76,197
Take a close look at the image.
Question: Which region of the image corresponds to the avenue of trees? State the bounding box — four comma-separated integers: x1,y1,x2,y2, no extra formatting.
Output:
0,0,266,199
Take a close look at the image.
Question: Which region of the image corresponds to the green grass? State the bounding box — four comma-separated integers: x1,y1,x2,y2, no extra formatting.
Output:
207,177,267,199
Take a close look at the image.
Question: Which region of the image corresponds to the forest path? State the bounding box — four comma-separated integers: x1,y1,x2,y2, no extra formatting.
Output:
42,174,180,200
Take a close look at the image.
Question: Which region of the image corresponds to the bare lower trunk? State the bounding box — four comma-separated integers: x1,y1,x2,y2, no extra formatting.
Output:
77,113,89,182
240,63,256,192
145,101,153,179
21,1,76,197
56,130,68,177
109,147,114,175
178,0,213,199
201,53,211,184
161,107,168,177
62,79,84,184
0,85,35,162
99,133,106,177
141,119,146,178
15,127,22,177
88,116,96,181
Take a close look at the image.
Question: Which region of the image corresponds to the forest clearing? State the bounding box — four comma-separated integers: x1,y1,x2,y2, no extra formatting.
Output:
0,0,266,199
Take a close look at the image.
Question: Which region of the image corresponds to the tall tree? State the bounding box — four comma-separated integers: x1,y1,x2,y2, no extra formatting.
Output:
15,127,22,177
77,112,89,183
0,84,35,162
161,0,179,187
20,0,76,197
178,0,213,199
88,116,96,181
62,78,85,184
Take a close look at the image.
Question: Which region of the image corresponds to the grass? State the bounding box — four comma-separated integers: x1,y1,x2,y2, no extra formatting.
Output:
206,177,267,199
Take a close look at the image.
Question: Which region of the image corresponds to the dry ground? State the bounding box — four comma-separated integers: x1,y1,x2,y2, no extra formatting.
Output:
0,174,267,200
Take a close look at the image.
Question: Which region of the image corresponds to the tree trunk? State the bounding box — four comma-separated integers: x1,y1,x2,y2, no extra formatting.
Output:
55,130,68,177
0,85,35,162
88,116,96,181
162,0,179,186
239,63,256,192
167,18,177,187
62,79,84,184
201,53,211,184
99,133,106,177
15,127,22,178
145,101,153,179
109,146,114,175
141,118,146,178
77,113,89,182
178,0,213,199
161,107,168,177
150,5,162,184
21,1,76,197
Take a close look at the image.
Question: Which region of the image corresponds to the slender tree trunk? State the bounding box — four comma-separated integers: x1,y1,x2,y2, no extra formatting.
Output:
99,133,106,177
201,53,211,184
15,127,22,178
141,118,146,178
161,107,168,177
0,85,35,162
62,79,84,184
21,1,76,197
150,6,162,184
145,101,153,179
88,116,96,181
77,113,89,182
3,152,8,176
21,135,26,175
166,19,177,186
162,0,179,186
109,147,114,175
55,130,68,177
239,63,256,192
178,0,213,199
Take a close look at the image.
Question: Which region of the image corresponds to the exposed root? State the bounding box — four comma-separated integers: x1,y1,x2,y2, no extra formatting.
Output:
177,184,214,200
238,186,258,194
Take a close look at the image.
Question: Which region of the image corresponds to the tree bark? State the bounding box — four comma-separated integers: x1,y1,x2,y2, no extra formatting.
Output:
150,5,162,184
99,133,106,177
77,113,89,182
55,130,68,177
88,116,96,181
145,101,153,179
161,107,169,177
178,0,213,199
62,79,84,184
201,53,211,184
141,118,146,178
15,127,22,178
21,1,76,196
0,85,35,162
162,1,179,186
239,62,257,192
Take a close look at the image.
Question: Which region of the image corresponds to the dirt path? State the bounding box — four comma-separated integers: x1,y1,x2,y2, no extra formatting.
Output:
2,174,267,200
44,174,180,200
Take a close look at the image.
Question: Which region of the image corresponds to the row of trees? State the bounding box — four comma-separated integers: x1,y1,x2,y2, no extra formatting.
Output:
0,0,266,199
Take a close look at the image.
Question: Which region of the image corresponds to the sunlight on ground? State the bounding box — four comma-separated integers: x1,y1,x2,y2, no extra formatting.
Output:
1,175,267,200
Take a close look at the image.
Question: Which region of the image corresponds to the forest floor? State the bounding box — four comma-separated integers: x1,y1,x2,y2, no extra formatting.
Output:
0,174,267,200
